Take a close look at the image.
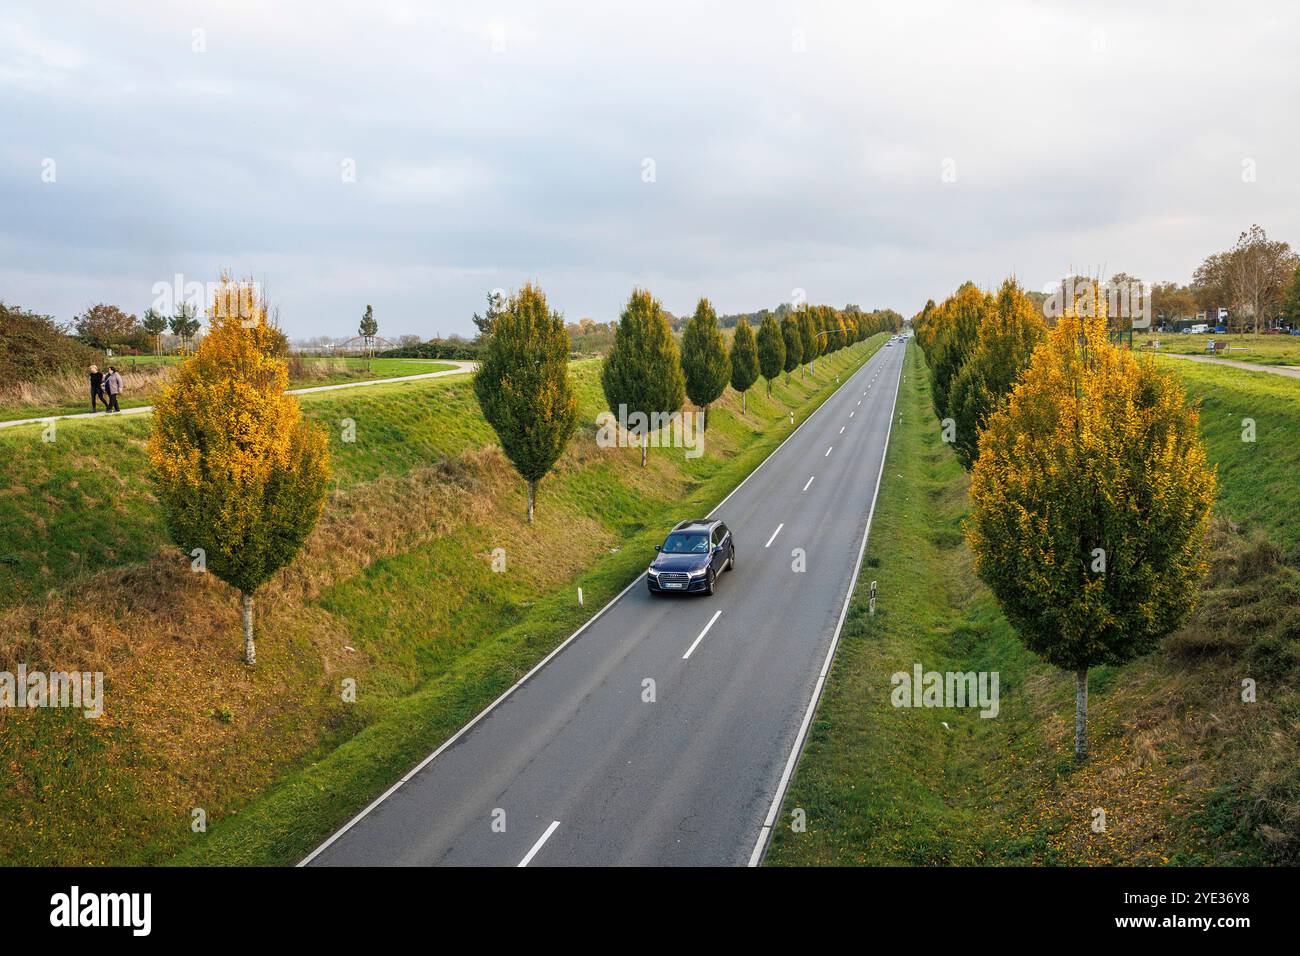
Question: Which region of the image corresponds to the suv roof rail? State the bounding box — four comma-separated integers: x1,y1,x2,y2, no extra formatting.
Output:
673,518,714,531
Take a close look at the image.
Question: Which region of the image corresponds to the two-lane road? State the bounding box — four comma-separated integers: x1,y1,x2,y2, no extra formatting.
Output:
304,340,907,866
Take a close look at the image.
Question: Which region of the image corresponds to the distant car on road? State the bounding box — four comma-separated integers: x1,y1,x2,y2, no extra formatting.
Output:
648,519,735,595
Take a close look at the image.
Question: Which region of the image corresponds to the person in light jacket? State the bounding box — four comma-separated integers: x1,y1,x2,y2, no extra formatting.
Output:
105,366,124,413
89,365,108,411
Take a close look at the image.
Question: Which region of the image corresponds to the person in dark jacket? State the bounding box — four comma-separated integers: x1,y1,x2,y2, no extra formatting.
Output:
105,366,123,413
89,365,108,411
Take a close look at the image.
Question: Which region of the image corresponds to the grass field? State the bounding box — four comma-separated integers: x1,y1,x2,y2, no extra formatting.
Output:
0,337,885,865
1137,332,1300,368
0,357,457,423
767,343,1300,866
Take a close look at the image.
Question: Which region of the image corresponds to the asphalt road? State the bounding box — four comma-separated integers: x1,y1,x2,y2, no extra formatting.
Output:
305,340,907,867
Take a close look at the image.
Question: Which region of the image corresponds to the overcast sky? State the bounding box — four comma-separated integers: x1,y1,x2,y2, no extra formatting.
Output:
3,1,1297,339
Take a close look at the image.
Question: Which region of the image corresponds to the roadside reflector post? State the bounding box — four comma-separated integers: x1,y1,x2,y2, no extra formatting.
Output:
789,411,794,425
869,580,877,616
578,587,584,606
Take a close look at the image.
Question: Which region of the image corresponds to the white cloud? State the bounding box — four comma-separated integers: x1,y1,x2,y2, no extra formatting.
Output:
1,0,1297,335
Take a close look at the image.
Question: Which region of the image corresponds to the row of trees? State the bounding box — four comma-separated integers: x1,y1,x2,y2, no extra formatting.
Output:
1109,224,1300,332
143,276,895,661
474,284,900,519
914,278,1215,760
71,301,203,354
1188,225,1299,332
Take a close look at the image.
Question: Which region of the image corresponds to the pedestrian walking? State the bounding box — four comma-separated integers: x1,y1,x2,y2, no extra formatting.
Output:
89,365,108,411
105,366,124,413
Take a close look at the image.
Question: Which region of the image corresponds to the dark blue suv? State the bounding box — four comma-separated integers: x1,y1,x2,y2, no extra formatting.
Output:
647,519,735,596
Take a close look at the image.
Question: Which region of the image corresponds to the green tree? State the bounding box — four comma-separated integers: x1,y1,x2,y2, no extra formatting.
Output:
729,317,759,414
947,279,1046,469
601,288,685,466
74,303,140,351
142,307,168,355
1279,264,1300,328
781,314,803,383
169,303,200,353
359,304,378,358
680,297,730,431
149,278,330,665
472,289,506,339
928,283,990,419
473,283,578,522
798,307,817,377
756,313,785,397
966,296,1214,760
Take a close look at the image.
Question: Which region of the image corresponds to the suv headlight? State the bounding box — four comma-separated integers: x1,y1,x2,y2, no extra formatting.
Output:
688,565,708,577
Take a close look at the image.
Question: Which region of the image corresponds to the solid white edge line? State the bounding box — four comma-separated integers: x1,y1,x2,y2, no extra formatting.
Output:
298,340,882,866
682,609,722,660
518,820,561,867
764,523,784,548
747,342,906,868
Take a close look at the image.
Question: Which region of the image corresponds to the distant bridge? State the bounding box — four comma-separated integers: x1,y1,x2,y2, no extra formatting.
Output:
332,335,397,353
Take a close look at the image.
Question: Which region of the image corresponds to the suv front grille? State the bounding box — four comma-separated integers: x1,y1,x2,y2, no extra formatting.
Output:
658,572,691,586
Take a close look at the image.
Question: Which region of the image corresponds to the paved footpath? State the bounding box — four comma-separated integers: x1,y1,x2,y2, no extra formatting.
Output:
0,361,477,430
1156,352,1300,379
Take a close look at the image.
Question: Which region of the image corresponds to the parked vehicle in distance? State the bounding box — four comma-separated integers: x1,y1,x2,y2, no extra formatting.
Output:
647,519,735,596
1187,323,1209,334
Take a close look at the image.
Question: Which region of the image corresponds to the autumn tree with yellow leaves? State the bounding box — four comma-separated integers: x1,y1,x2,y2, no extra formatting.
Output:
149,277,330,665
965,283,1215,760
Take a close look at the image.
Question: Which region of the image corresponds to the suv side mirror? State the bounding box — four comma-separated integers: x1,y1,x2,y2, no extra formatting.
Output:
654,545,661,552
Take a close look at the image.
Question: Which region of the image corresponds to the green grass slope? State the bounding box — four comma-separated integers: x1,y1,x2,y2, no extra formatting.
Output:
767,344,1300,866
0,338,884,865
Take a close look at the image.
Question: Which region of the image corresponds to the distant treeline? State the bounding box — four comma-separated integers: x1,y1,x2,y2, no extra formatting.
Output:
378,302,904,361
377,337,482,360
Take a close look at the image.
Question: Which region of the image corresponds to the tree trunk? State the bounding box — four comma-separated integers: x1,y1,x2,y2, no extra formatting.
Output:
1074,667,1088,761
742,391,747,415
527,480,535,523
766,379,772,397
640,437,647,467
241,591,256,666
702,404,709,431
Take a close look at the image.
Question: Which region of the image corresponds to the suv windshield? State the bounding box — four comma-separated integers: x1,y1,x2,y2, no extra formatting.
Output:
661,531,710,554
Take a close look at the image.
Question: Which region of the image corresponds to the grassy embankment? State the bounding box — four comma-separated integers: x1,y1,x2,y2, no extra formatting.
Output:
0,357,456,423
0,336,884,865
768,344,1299,866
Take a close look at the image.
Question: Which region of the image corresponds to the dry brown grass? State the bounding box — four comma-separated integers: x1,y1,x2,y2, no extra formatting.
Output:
0,363,174,410
285,356,351,381
0,436,662,862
